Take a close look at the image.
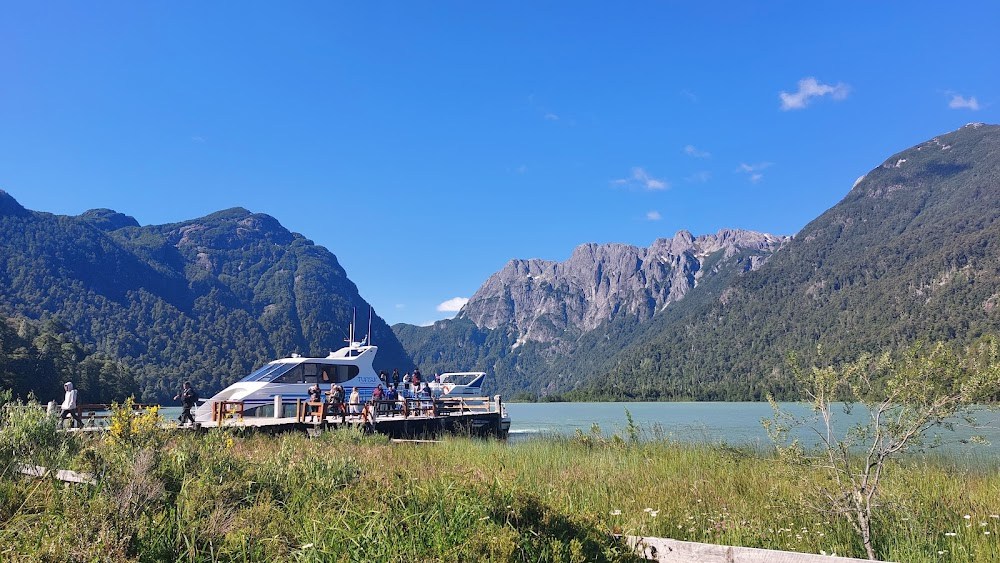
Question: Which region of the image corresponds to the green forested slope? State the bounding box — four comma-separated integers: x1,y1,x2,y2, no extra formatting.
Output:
0,193,411,401
0,314,134,403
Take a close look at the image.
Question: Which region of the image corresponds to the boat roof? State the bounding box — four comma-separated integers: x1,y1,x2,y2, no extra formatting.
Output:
268,344,377,363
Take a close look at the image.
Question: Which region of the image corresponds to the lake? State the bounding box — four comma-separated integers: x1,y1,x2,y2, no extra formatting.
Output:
506,401,1000,455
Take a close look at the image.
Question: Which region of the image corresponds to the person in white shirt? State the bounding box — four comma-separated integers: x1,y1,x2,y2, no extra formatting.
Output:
60,382,83,429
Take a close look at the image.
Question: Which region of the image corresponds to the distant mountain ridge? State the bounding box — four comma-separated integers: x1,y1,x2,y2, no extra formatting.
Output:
0,195,411,400
395,228,788,396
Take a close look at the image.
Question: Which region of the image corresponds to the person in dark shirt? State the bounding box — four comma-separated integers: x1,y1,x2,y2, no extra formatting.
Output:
174,381,198,425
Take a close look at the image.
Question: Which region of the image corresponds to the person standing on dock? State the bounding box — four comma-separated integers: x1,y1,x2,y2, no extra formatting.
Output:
392,368,400,388
59,382,83,429
349,387,361,414
174,381,198,426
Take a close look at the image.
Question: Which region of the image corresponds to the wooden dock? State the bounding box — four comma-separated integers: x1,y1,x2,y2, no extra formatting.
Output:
59,396,510,439
204,395,509,439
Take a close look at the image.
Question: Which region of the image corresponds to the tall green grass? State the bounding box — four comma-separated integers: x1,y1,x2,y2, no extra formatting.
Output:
0,401,997,561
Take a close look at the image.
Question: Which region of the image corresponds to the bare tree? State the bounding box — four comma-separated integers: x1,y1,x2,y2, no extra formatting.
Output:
763,338,1000,560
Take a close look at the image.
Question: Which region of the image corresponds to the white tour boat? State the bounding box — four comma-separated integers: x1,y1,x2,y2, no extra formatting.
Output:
193,338,494,423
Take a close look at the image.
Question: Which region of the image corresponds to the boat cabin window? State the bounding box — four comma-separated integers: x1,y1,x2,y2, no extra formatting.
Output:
330,365,360,383
239,361,361,384
273,364,310,384
238,362,293,383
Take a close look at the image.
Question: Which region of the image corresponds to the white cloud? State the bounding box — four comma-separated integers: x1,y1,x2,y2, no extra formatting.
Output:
737,162,772,183
646,211,662,221
685,171,712,183
683,145,710,158
949,93,980,111
394,304,405,309
191,135,206,143
544,112,560,121
779,77,850,110
437,297,469,312
612,167,669,191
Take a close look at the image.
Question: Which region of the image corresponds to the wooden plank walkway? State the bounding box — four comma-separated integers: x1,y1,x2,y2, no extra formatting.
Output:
625,536,885,563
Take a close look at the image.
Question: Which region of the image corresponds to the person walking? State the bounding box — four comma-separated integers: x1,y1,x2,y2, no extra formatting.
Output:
174,381,198,426
59,382,83,429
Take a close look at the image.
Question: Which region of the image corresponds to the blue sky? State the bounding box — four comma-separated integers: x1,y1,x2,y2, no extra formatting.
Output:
2,2,997,326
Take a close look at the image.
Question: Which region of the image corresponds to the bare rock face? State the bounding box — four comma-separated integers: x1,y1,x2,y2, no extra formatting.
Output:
458,229,788,344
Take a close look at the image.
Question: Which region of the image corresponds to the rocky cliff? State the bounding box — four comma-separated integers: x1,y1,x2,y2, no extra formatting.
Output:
458,229,788,345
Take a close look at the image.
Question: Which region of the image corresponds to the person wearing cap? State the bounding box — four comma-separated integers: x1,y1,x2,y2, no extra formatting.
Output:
60,382,83,429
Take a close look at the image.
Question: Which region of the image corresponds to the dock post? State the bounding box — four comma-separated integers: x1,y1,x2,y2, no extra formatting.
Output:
46,401,56,416
274,395,282,419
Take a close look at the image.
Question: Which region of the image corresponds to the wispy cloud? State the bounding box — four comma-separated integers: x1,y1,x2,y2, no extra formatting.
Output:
685,171,712,183
779,77,850,110
612,167,669,191
948,93,980,111
737,162,772,183
528,94,573,124
437,297,469,313
191,135,206,143
395,304,405,309
683,145,710,158
646,211,662,221
680,89,699,103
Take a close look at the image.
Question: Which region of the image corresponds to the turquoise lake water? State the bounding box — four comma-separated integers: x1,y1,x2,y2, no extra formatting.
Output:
504,401,1000,456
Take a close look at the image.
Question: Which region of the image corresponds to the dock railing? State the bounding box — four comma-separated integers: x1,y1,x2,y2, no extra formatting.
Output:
211,400,244,423
70,403,160,428
434,396,497,416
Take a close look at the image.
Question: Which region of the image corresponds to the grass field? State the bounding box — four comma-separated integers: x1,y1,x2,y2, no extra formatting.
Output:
1,399,998,562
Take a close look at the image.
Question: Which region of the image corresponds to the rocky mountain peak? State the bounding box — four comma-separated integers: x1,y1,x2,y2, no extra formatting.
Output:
459,228,788,344
78,208,141,231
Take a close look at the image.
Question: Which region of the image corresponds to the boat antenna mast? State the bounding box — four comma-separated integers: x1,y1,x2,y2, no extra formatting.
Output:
367,306,373,347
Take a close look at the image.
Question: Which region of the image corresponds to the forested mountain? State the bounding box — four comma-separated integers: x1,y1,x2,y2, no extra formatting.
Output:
397,123,1000,401
0,192,410,402
395,230,787,397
